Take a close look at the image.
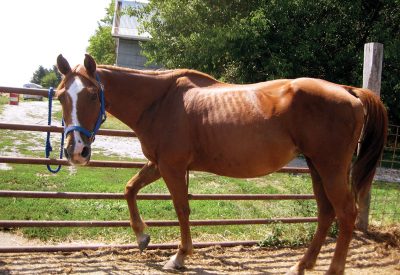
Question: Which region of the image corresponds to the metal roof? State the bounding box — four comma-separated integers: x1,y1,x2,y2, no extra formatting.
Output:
112,0,150,41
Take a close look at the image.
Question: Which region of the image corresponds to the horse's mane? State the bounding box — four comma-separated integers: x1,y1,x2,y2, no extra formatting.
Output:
56,65,219,92
98,65,175,75
98,65,218,82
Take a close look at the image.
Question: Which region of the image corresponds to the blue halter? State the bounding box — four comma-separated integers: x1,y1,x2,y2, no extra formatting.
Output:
64,73,107,141
45,87,65,173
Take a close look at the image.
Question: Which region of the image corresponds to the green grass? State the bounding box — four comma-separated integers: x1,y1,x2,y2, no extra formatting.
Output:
370,181,400,225
0,164,320,245
0,163,398,246
102,115,131,131
0,95,9,113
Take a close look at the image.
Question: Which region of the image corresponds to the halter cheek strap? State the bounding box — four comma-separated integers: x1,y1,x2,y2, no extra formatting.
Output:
64,73,107,142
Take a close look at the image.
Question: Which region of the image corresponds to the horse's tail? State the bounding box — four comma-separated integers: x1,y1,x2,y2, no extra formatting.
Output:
351,88,388,201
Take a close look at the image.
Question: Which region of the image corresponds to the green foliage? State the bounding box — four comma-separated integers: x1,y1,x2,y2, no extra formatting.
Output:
40,71,59,88
134,0,400,124
87,25,116,65
30,65,47,85
87,0,116,65
259,223,316,248
30,65,62,88
0,94,8,113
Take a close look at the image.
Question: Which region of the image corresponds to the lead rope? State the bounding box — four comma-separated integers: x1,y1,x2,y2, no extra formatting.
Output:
45,87,64,173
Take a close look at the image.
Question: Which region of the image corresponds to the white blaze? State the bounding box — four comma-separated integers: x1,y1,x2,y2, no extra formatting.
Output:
68,77,86,154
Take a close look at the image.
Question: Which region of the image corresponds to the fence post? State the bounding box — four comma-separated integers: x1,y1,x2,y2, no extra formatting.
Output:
356,42,383,231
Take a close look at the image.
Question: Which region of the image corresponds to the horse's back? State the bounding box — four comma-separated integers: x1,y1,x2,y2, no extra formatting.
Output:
183,79,298,176
182,77,364,176
151,76,364,177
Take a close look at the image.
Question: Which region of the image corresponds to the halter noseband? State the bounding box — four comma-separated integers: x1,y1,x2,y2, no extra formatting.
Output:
64,71,107,142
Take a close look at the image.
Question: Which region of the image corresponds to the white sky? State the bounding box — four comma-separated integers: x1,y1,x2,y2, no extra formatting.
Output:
0,0,111,87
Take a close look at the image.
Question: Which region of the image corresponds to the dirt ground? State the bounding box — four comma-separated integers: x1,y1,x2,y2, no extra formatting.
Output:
0,228,399,275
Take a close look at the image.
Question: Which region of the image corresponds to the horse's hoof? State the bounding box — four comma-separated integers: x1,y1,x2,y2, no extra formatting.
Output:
138,234,150,252
285,264,304,275
163,254,185,270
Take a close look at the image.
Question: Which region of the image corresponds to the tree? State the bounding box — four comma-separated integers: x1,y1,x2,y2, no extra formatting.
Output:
30,66,48,85
134,0,400,123
40,71,59,88
30,65,62,88
87,0,116,65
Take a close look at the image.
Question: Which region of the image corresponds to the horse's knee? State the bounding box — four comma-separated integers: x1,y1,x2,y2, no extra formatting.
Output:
124,184,137,199
124,176,143,199
175,205,191,217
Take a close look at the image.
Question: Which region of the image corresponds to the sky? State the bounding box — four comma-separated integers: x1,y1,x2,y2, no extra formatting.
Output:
0,0,111,87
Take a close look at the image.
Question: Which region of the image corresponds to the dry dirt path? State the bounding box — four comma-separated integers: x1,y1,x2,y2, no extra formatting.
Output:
0,230,399,275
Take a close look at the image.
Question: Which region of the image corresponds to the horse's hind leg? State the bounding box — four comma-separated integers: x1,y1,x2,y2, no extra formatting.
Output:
293,160,356,275
124,161,161,251
322,170,357,274
288,158,336,275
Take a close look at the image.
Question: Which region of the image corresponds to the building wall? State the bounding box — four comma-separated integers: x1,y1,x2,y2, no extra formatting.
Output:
115,38,159,69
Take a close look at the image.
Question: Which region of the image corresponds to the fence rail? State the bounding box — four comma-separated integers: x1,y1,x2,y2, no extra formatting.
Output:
381,124,400,169
0,241,259,253
0,217,318,228
0,155,309,173
0,190,315,200
0,86,50,97
0,122,137,137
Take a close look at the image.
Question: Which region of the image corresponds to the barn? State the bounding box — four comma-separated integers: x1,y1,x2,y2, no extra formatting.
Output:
111,0,159,69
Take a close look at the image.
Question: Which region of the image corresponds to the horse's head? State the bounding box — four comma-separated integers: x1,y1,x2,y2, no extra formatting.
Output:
56,54,106,165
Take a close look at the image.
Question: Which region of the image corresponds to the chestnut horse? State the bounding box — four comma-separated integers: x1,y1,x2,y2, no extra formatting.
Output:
56,54,387,274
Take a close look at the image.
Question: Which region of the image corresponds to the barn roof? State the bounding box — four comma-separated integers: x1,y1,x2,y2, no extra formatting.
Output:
112,0,150,41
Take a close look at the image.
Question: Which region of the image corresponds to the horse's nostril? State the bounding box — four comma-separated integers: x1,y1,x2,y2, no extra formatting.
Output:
81,146,90,158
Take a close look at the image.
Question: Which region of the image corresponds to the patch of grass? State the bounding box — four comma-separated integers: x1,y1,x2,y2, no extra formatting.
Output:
259,222,339,248
102,114,131,131
0,95,9,113
259,223,316,248
370,181,400,225
0,162,397,245
0,164,320,243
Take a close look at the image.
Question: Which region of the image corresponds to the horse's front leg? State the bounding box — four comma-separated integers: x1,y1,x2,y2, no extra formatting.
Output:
124,161,161,251
159,165,192,270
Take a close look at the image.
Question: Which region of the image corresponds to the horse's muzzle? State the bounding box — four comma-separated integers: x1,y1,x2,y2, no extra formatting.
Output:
64,143,91,165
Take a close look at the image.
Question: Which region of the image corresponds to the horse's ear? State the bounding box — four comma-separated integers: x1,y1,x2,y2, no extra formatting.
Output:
84,54,97,76
57,54,71,75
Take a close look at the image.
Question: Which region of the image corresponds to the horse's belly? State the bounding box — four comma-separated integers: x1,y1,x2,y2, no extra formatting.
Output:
191,138,297,178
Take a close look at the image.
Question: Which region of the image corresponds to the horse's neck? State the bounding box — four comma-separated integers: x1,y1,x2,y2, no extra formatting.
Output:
98,68,175,130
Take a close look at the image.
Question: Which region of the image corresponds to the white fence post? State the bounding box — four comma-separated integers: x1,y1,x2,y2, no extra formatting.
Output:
356,42,383,231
